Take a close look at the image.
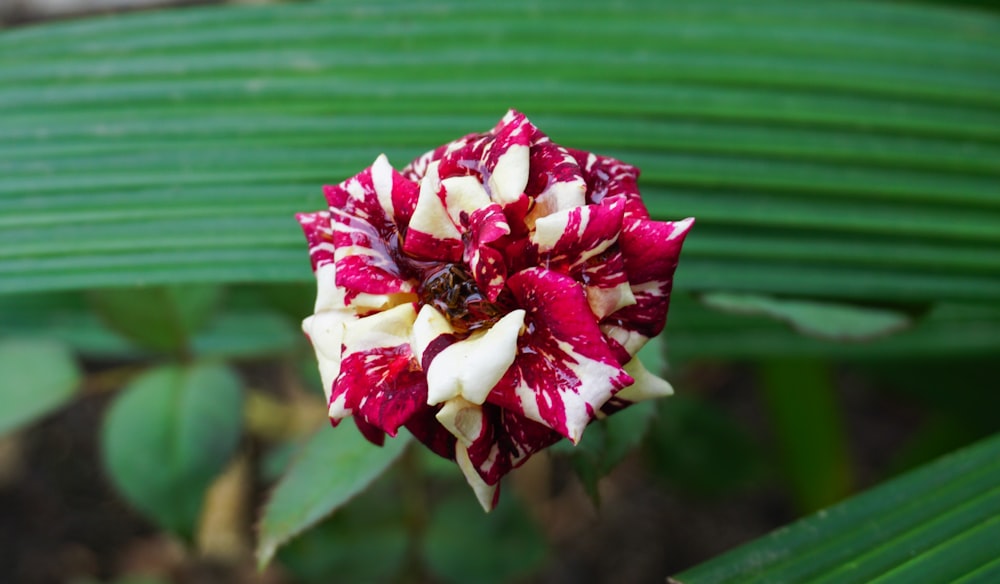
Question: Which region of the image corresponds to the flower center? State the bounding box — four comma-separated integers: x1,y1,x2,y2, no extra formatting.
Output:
420,263,502,334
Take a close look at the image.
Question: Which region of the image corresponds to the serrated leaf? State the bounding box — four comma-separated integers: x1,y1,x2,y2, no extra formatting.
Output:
700,292,914,341
0,339,81,435
256,424,411,569
674,432,1000,583
88,284,223,355
278,480,408,584
101,362,244,538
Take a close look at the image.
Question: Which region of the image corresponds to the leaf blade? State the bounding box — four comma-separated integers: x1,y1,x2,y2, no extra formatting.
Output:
256,424,411,569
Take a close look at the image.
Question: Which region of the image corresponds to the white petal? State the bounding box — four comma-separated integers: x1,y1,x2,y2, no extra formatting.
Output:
371,153,396,217
531,208,572,251
408,162,461,241
586,282,637,320
600,324,648,357
456,442,497,512
426,309,525,406
341,302,417,354
313,264,347,313
441,175,492,224
616,356,674,402
411,304,455,365
488,144,529,205
528,176,586,226
302,310,351,404
435,396,484,447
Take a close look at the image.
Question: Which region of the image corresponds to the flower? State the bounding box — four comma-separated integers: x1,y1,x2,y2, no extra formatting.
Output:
299,110,693,510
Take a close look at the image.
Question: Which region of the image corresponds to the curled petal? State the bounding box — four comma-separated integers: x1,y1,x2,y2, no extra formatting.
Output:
411,304,456,366
524,141,587,225
436,396,485,448
616,355,674,403
302,309,349,404
331,303,425,438
568,148,649,220
425,309,525,406
479,110,533,205
533,197,635,318
608,217,694,346
403,162,464,262
296,211,336,273
456,442,499,512
326,155,419,300
487,268,633,443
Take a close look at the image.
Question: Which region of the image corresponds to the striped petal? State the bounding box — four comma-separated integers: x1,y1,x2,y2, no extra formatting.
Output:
329,303,425,438
487,268,633,443
325,154,420,304
532,195,636,319
604,216,695,355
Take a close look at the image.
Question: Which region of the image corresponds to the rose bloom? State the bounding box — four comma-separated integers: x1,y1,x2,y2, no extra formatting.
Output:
299,110,692,510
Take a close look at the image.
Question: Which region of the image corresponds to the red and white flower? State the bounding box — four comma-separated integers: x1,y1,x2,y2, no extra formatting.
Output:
299,110,693,509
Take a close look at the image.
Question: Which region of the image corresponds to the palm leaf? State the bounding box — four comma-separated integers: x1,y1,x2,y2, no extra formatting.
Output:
2,0,998,302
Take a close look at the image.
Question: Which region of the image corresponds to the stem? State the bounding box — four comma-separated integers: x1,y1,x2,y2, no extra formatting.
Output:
398,444,430,584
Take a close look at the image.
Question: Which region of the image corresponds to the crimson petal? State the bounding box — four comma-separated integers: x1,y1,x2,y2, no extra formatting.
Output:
324,155,419,300
487,267,633,442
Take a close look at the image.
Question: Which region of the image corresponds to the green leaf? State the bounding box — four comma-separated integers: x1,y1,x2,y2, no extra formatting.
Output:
88,285,223,355
0,289,300,360
256,424,411,569
277,479,408,584
190,311,300,359
1,1,999,305
666,297,1000,361
700,292,913,341
0,339,81,435
423,492,547,584
673,431,1000,583
101,362,244,538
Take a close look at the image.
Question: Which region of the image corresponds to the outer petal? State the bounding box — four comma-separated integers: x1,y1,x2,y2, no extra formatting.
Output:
478,110,533,205
467,404,563,486
404,406,457,460
330,303,426,438
456,442,499,512
532,196,636,319
606,217,694,348
616,355,674,403
325,155,420,302
302,310,349,404
524,141,587,226
487,268,633,443
568,148,649,220
301,263,356,404
436,397,562,494
297,210,336,272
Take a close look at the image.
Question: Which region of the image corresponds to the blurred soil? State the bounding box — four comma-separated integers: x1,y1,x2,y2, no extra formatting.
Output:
0,360,923,584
